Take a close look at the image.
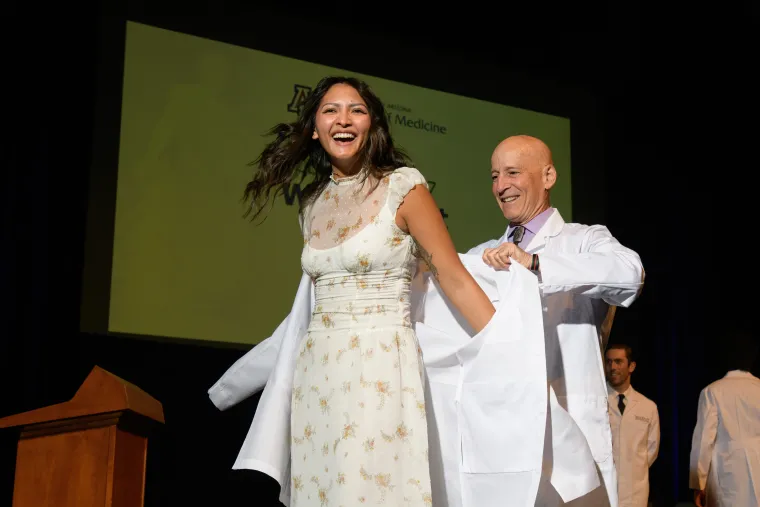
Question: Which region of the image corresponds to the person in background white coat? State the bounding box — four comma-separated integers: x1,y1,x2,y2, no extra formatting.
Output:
689,327,760,507
605,343,660,507
472,135,645,506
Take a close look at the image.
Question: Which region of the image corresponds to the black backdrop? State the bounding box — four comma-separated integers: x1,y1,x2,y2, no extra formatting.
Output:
4,5,758,506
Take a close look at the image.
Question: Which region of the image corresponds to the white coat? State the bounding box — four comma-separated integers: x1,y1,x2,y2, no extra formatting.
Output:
607,385,660,507
208,255,601,507
689,370,760,507
467,208,645,507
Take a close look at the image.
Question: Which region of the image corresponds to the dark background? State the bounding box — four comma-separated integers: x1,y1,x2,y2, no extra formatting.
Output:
3,4,758,506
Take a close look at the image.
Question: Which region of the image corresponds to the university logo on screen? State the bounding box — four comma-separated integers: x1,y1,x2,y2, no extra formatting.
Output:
287,85,312,114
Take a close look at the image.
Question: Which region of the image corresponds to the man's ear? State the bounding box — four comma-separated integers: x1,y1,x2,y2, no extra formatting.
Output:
544,164,557,190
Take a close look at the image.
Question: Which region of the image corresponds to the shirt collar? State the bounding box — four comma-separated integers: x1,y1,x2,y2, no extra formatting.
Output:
607,383,633,398
507,207,555,238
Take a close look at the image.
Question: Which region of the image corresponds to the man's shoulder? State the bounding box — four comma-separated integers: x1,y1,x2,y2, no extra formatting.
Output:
708,373,760,392
536,208,612,240
561,221,613,237
551,221,626,254
632,388,659,412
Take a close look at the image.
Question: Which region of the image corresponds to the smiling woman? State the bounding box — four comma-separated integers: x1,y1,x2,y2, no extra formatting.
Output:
311,83,371,178
243,76,410,222
236,75,495,507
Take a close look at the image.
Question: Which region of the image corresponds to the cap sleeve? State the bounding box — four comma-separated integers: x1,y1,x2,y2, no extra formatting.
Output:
387,166,428,217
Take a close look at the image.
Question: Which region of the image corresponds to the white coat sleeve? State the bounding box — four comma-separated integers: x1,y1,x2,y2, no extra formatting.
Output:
208,213,304,411
689,387,718,490
208,271,316,411
648,405,660,467
207,314,290,411
538,225,644,307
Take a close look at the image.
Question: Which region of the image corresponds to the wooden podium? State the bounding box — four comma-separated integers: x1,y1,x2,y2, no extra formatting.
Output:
0,366,165,507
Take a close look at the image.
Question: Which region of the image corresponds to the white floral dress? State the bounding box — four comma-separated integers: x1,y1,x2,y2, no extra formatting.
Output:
292,166,432,507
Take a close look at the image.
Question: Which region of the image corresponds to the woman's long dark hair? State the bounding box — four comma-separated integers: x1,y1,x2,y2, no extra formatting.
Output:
243,76,411,222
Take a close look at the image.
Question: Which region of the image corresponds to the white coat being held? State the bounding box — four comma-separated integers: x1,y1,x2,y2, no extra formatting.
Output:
469,207,645,507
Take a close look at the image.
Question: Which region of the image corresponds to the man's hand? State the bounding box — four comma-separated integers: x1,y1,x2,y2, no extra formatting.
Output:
482,243,532,270
693,489,706,507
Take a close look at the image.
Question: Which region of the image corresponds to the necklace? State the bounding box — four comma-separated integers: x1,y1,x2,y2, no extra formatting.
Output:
330,171,362,185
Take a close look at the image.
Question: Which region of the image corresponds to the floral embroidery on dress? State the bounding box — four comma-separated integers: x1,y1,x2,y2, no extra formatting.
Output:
386,232,405,248
292,167,431,506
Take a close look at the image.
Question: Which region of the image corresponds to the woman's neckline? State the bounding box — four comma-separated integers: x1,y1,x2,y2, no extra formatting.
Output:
330,171,363,186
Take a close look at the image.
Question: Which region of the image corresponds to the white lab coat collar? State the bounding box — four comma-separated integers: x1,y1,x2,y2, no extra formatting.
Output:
725,370,758,380
607,383,632,398
626,386,642,410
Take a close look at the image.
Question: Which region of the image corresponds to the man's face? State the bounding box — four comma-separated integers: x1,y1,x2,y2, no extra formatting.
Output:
605,348,635,387
490,142,554,224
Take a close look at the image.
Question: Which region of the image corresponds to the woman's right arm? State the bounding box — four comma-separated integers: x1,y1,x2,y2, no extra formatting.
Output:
397,185,495,333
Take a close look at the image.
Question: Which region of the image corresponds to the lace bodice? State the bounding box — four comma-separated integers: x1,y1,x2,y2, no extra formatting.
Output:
300,167,427,327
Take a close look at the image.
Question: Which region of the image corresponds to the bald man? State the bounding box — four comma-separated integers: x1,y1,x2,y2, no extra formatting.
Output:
468,135,645,507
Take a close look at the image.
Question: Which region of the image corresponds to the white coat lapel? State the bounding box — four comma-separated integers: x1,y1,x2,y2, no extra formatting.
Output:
626,388,640,415
521,209,565,253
